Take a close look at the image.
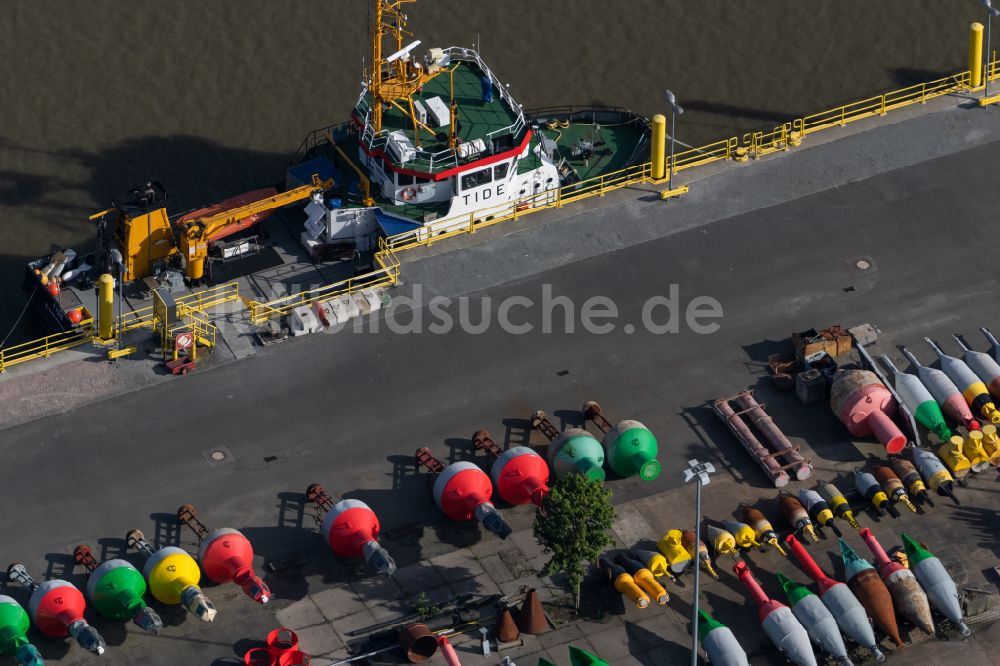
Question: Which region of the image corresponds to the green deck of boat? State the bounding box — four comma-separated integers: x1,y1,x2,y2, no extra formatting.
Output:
373,61,523,158
539,122,645,182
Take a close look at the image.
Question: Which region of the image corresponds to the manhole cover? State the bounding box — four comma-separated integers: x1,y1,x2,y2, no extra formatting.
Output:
855,259,871,270
203,445,235,466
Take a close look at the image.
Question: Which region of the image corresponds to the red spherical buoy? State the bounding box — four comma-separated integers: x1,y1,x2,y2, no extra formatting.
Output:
198,528,270,604
67,308,83,324
46,282,60,297
321,499,381,560
490,447,550,507
433,462,512,538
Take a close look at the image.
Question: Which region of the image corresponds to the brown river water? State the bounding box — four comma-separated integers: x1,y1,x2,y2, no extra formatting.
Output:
0,1,977,344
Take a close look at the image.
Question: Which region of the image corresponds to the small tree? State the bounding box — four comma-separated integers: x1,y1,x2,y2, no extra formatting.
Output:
533,473,616,608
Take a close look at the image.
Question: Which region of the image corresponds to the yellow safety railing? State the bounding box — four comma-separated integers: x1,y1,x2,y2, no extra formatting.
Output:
120,281,240,333
246,237,400,323
247,58,994,323
0,325,94,373
6,53,1000,349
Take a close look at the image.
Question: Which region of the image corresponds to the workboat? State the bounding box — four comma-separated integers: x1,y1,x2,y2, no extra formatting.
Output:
20,0,649,337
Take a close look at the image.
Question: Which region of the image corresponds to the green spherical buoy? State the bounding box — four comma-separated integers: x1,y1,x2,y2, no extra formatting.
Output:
548,429,606,481
604,420,660,480
0,594,43,665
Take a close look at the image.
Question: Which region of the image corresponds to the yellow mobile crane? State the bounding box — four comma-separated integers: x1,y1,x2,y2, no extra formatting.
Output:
176,175,332,281
91,175,332,283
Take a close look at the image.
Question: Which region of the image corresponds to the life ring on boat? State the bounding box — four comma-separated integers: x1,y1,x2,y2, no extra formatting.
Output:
401,186,417,201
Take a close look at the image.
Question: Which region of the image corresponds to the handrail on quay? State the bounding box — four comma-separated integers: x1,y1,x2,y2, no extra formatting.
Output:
5,54,998,358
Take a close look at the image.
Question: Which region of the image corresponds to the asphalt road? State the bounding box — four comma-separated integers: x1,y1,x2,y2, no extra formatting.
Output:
2,120,1000,664
3,127,999,555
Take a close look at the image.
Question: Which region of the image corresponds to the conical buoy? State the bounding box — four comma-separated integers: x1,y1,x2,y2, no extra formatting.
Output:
901,533,971,636
784,535,884,662
900,346,977,428
631,548,672,580
872,467,917,513
126,529,217,622
721,519,760,550
797,489,843,537
681,530,719,578
816,480,861,530
839,539,903,648
926,338,1000,423
0,594,43,665
776,572,852,665
890,457,934,507
598,556,648,608
5,564,106,655
568,645,609,666
495,606,520,643
909,446,960,504
516,588,548,635
733,561,816,666
739,504,786,555
697,609,750,666
858,528,934,635
705,524,739,560
880,355,952,441
532,411,605,481
73,544,162,634
306,484,396,575
615,553,667,604
853,469,899,518
778,492,818,541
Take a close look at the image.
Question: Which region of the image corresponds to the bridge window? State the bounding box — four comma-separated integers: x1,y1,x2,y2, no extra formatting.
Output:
461,168,492,191
493,162,509,180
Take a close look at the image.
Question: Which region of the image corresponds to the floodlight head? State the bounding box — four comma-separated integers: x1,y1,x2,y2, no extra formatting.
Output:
665,89,684,115
683,459,715,485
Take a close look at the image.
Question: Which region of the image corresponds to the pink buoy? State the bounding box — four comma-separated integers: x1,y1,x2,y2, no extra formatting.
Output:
830,370,906,454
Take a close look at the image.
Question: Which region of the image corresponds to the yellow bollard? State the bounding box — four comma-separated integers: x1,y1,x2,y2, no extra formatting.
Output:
98,273,115,341
970,23,985,89
939,436,971,477
650,114,666,181
964,430,991,472
981,424,1000,465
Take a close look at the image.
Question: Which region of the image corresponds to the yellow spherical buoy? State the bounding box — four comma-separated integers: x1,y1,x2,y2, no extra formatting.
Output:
144,548,202,605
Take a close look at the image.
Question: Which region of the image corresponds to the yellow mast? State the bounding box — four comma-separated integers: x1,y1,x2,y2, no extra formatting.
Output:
370,0,418,135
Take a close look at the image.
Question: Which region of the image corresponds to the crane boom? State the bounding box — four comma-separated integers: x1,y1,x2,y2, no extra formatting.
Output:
179,174,332,280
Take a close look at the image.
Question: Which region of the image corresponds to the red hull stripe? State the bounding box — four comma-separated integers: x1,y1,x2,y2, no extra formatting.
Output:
350,112,533,182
